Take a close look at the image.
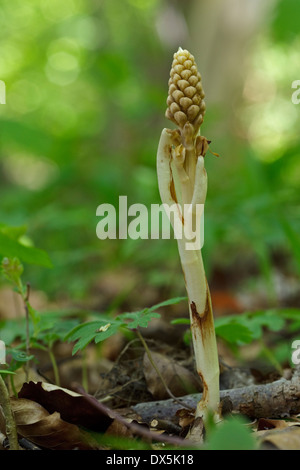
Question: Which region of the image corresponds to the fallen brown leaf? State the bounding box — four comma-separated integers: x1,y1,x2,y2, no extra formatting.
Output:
259,426,300,450
143,351,201,400
17,381,190,449
257,418,289,431
18,381,114,432
9,398,98,450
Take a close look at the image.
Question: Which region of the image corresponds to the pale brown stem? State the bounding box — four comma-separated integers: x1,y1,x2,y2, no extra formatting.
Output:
0,375,19,450
157,128,220,421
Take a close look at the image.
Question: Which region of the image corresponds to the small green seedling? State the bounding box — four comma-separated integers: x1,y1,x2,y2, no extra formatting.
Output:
64,296,189,402
0,257,80,385
65,296,187,355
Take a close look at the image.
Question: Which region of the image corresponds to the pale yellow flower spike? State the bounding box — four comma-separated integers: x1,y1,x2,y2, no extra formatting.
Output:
166,48,206,135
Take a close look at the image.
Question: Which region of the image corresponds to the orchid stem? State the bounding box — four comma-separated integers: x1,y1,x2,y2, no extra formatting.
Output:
157,48,220,422
0,375,19,450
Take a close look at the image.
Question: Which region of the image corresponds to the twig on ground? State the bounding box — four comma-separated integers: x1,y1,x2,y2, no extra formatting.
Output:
78,388,194,448
132,367,300,423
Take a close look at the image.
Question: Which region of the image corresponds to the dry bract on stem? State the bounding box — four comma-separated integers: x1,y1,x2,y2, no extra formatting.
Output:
156,47,220,423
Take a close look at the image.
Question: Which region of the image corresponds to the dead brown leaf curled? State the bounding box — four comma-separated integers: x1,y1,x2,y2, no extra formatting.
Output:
257,418,289,431
8,398,98,450
18,381,113,432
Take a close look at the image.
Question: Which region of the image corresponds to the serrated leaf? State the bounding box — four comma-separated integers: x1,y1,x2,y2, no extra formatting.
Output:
65,297,188,354
65,319,123,355
94,322,122,343
118,296,186,329
239,311,285,339
117,310,160,329
65,322,102,354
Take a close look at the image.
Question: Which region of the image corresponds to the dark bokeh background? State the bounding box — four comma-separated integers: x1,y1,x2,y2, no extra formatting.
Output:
0,0,299,315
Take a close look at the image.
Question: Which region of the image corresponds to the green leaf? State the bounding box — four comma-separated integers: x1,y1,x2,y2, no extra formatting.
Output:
205,416,257,450
216,309,287,345
117,297,187,329
35,318,80,345
64,321,101,353
271,308,300,320
65,297,187,354
0,232,52,268
289,319,300,332
0,319,26,344
94,322,123,343
170,318,190,325
215,322,253,345
0,370,16,375
0,224,27,240
1,257,24,286
272,0,300,43
65,319,123,355
9,348,34,363
117,309,160,329
148,296,187,312
0,119,53,155
240,311,285,339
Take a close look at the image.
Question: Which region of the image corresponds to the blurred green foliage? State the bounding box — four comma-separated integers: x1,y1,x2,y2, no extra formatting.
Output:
204,415,257,450
0,0,299,305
